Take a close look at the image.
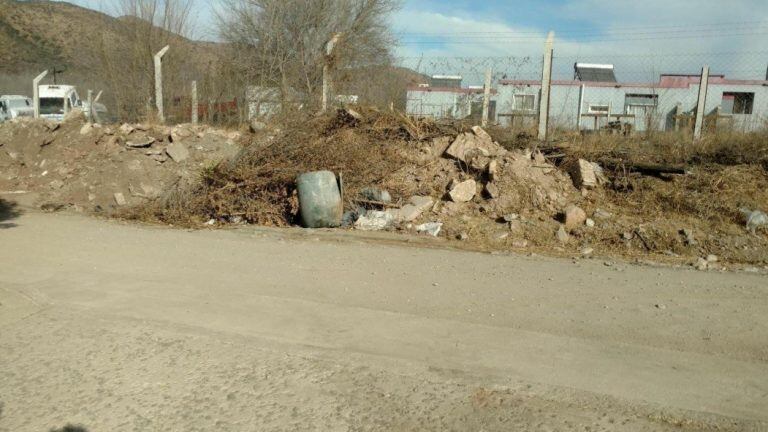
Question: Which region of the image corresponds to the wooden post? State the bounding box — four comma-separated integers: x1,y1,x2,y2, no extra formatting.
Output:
322,33,341,112
538,31,555,141
32,70,48,119
154,45,170,123
87,90,94,123
693,65,710,142
481,68,492,127
191,81,198,125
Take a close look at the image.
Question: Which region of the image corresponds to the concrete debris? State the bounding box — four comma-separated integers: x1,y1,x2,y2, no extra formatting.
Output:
556,225,570,243
119,123,135,135
585,218,596,228
165,142,190,163
79,124,93,136
360,187,392,203
695,257,710,271
484,182,500,199
564,205,587,231
503,214,519,222
114,192,127,206
448,179,477,203
706,254,719,263
581,247,595,256
354,210,395,231
487,159,499,182
416,222,443,237
126,137,156,148
571,159,598,189
470,125,493,142
409,196,434,213
444,132,504,164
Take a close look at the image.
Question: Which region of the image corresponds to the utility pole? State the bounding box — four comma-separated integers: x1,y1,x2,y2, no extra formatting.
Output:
693,65,710,142
481,68,492,127
538,31,555,141
322,33,341,112
154,45,170,123
87,90,94,123
33,70,49,119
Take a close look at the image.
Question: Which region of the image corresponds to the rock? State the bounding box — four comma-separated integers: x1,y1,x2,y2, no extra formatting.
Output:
487,159,499,182
556,225,570,243
416,222,443,237
360,187,392,203
696,257,709,271
493,232,509,241
354,210,394,231
585,218,596,228
503,213,519,222
457,232,469,241
49,179,64,189
563,205,587,231
581,247,594,256
165,142,190,162
484,182,499,199
571,159,598,189
706,254,719,263
681,228,697,246
249,120,267,132
397,205,422,223
508,220,524,235
171,125,194,141
444,132,504,163
469,155,492,171
448,179,477,203
126,137,155,148
622,232,634,241
409,196,434,212
114,192,127,206
593,209,613,220
79,123,93,135
512,239,529,248
119,123,135,135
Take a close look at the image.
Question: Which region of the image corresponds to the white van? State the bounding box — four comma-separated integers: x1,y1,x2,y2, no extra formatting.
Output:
0,95,34,122
39,85,107,122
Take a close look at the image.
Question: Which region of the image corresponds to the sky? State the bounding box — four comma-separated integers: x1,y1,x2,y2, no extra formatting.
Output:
57,0,768,83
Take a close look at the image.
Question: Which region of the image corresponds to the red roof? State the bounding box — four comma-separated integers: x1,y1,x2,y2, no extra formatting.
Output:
499,75,768,89
406,86,498,95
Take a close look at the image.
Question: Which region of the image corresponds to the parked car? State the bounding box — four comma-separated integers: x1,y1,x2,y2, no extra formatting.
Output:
0,95,34,122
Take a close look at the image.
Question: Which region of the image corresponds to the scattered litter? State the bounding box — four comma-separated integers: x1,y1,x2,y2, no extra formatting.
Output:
416,222,443,237
354,210,394,231
740,208,768,234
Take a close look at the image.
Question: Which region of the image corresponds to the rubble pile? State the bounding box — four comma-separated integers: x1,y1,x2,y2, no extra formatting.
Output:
0,112,241,212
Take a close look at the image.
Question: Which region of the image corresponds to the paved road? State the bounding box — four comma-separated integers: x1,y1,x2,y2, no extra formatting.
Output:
1,211,767,431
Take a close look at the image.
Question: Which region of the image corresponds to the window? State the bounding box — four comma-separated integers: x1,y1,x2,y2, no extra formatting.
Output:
588,104,609,114
39,97,65,115
722,92,754,115
513,94,535,111
625,94,658,106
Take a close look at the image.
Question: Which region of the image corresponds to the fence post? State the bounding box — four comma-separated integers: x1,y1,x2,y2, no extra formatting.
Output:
87,90,94,124
693,65,710,142
191,81,198,125
154,45,170,123
322,33,341,112
93,90,103,124
538,31,555,141
32,70,48,119
481,68,492,127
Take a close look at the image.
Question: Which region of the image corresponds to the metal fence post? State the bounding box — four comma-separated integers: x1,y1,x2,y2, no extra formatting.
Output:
481,68,492,127
191,80,198,125
154,45,170,123
693,65,710,142
538,31,555,141
322,33,341,112
32,70,48,119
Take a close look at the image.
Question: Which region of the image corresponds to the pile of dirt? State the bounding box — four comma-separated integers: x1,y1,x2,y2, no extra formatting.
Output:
0,111,241,213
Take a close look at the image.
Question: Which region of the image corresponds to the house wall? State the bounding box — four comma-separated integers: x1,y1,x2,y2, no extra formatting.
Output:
496,82,768,132
406,90,494,119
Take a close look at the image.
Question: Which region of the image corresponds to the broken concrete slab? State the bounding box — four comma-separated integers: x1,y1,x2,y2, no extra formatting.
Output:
571,159,598,189
114,192,127,206
165,142,190,163
448,179,477,203
444,132,504,164
471,125,493,143
354,210,395,231
126,137,156,148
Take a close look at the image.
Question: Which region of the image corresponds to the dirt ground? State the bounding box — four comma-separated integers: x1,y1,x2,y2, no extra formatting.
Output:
1,208,767,431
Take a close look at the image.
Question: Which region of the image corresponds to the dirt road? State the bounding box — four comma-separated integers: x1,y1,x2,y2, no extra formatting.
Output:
1,210,767,431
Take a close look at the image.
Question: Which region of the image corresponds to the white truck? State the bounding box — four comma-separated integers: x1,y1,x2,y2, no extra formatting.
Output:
38,84,107,122
0,95,34,122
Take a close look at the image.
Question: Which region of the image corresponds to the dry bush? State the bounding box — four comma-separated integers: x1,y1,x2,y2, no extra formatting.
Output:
127,108,447,226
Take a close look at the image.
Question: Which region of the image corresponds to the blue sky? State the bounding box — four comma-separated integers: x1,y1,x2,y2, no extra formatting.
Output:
57,0,768,82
